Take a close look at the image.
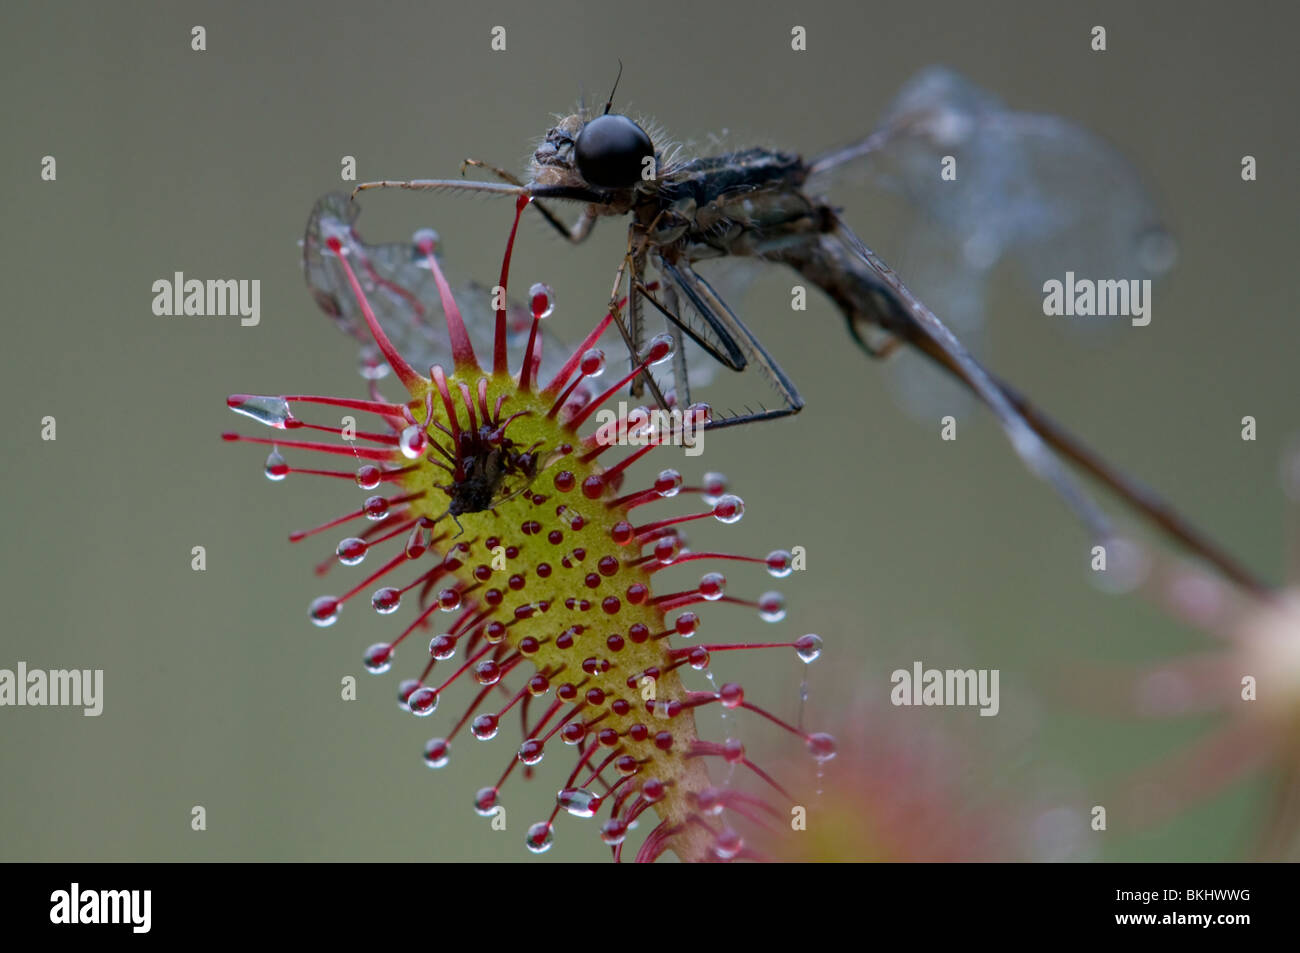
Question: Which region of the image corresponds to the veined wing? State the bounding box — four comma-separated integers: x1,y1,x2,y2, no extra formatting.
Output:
811,66,1176,287
656,256,802,423
810,67,1177,419
302,192,568,383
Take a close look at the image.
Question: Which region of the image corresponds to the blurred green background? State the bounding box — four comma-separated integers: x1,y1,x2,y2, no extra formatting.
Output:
2,0,1296,862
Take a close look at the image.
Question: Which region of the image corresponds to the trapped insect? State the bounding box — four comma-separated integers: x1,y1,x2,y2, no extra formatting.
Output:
350,67,1267,595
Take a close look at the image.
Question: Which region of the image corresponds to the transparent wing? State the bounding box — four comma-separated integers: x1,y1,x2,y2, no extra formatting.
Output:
809,66,1176,418
874,222,988,422
812,66,1177,289
302,192,568,383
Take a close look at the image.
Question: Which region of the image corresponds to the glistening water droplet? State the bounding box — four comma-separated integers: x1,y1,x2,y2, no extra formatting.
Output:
229,394,294,429
371,587,401,614
758,591,785,622
411,227,439,251
655,468,682,497
407,686,439,717
525,821,554,853
712,494,744,524
794,633,823,663
471,713,500,740
765,549,793,578
399,424,427,460
264,448,288,481
422,738,450,768
712,828,744,860
556,787,602,818
700,572,726,601
580,348,606,377
309,595,341,627
518,739,544,765
529,282,555,320
600,819,628,846
645,332,675,366
701,472,727,505
473,786,499,816
428,633,456,660
362,642,393,674
337,537,368,566
806,732,837,763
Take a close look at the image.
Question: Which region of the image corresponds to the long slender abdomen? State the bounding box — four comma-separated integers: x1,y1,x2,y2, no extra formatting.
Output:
766,232,911,345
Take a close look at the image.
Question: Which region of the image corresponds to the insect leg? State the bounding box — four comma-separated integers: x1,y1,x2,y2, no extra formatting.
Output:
460,158,594,243
350,175,600,244
634,277,746,378
602,227,669,412
459,158,525,184
351,178,527,200
632,273,749,411
845,320,904,359
660,281,692,408
628,245,650,399
805,110,935,178
661,258,804,429
638,268,748,370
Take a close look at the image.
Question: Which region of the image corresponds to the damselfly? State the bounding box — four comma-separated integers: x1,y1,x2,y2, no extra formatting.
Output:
349,68,1267,595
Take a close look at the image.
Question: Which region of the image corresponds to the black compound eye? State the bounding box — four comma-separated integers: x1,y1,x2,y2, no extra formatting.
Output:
574,114,655,189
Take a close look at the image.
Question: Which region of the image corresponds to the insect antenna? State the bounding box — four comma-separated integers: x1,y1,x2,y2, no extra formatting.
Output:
603,60,624,115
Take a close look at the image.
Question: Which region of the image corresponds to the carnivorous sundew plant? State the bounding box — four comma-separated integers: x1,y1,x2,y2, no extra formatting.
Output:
223,194,834,862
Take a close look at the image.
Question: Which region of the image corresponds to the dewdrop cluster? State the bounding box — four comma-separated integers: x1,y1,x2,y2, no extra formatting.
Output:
224,194,834,861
